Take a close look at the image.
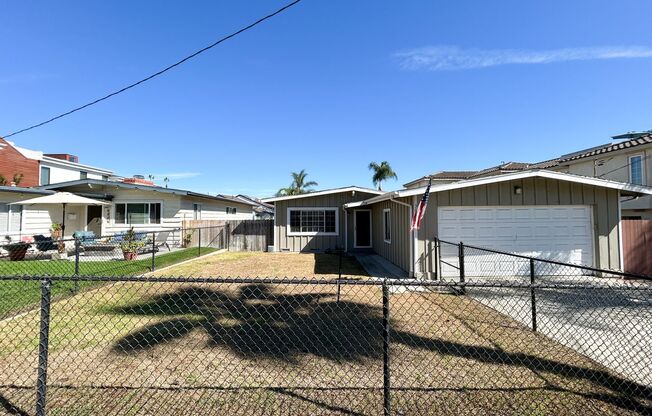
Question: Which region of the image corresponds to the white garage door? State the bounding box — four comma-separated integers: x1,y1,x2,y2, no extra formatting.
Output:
438,206,594,277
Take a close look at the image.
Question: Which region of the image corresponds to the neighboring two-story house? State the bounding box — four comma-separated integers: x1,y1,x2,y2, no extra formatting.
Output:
0,137,115,186
0,138,115,240
546,132,652,219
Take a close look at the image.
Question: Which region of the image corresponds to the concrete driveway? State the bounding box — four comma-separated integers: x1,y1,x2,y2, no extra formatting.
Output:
449,276,652,387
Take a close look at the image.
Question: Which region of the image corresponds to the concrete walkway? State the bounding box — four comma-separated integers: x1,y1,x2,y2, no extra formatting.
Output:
354,253,408,279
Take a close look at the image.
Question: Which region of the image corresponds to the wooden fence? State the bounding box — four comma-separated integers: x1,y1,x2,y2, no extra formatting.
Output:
622,219,652,276
182,219,273,252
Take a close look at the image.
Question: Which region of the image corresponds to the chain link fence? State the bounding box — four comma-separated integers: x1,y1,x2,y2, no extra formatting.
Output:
0,226,229,319
436,238,652,394
0,274,650,415
0,225,230,276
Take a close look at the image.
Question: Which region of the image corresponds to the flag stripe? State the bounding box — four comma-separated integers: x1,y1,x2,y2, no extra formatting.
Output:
410,180,431,231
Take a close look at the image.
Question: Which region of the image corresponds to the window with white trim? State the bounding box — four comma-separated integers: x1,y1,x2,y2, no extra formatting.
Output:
114,202,161,224
0,203,22,234
288,208,338,235
193,203,202,220
226,206,237,215
40,167,50,186
383,208,391,243
629,155,645,185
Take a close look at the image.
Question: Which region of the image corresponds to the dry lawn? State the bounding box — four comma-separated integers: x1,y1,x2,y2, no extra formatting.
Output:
0,253,649,415
155,251,370,279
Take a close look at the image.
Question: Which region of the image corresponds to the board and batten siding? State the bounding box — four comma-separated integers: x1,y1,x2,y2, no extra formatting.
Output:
369,200,412,272
414,177,621,275
274,191,378,252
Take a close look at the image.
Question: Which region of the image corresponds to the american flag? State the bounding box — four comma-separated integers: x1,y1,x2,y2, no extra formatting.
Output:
410,179,431,231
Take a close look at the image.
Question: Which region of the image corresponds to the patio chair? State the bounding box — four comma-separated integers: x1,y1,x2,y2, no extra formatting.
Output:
154,231,171,252
73,231,97,247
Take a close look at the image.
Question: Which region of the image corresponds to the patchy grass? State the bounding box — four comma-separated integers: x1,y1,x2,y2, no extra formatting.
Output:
0,247,218,317
155,252,369,278
0,275,649,414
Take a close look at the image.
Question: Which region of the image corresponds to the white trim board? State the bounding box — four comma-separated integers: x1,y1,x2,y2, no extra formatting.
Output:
263,186,384,203
344,169,652,208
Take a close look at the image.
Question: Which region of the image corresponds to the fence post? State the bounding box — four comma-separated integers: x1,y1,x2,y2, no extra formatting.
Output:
151,232,156,272
198,228,202,257
336,248,342,303
530,258,537,332
433,237,439,281
382,279,391,416
73,238,80,292
458,242,466,294
36,278,52,416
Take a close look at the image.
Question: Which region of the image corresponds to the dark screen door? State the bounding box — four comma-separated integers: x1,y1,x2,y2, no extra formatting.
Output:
355,210,371,247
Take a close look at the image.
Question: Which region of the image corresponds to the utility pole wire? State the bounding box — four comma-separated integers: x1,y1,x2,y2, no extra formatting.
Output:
2,0,303,139
596,153,652,179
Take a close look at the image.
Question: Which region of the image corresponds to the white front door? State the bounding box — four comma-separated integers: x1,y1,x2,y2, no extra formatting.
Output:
438,206,594,277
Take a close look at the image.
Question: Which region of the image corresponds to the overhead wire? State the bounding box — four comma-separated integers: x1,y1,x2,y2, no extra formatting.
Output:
2,0,303,138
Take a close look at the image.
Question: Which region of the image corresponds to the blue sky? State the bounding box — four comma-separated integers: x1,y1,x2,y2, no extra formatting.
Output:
2,0,652,197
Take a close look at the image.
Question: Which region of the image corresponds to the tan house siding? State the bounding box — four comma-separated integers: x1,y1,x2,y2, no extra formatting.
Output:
411,177,621,275
273,191,377,252
552,144,652,216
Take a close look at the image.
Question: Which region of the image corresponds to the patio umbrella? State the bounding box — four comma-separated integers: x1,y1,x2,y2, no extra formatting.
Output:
10,192,110,235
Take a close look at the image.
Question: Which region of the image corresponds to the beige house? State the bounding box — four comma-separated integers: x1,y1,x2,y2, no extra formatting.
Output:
266,171,652,277
546,133,652,218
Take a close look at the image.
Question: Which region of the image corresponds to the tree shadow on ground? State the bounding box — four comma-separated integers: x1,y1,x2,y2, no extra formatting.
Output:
109,284,652,414
111,284,383,363
313,253,368,276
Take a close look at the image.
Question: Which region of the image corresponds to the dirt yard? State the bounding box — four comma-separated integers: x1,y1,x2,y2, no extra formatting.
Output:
155,251,370,278
0,253,649,415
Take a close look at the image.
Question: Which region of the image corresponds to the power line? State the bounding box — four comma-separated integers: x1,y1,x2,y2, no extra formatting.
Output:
2,0,303,139
596,153,651,179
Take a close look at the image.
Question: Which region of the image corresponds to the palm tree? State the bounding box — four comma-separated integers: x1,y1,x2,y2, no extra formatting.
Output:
163,177,169,188
368,161,398,191
276,169,318,196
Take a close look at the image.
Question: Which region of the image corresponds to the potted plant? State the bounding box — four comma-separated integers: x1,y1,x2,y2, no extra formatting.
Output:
4,236,29,261
182,230,194,248
50,223,67,259
120,228,145,261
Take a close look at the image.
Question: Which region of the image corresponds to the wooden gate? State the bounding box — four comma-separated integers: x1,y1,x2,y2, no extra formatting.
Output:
622,219,652,276
182,220,273,252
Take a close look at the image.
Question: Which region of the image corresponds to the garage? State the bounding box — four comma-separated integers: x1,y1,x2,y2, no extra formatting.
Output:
344,170,651,277
438,205,594,277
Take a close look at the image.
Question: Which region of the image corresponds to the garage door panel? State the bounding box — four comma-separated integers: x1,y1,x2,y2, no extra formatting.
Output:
438,206,593,278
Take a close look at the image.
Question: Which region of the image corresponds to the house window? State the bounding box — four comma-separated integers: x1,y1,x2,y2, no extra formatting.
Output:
288,208,338,235
383,208,391,243
193,203,202,220
0,203,21,234
80,171,87,180
114,202,161,224
629,155,645,185
40,167,50,186
226,207,237,215
102,175,109,181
